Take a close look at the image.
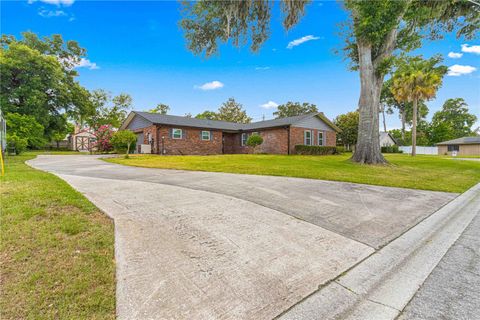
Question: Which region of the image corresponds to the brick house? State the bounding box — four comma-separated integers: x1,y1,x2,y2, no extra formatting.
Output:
119,111,340,155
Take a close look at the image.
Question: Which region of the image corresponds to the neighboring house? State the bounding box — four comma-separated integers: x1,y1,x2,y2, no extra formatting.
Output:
68,126,97,152
437,136,480,156
120,112,340,155
379,132,397,147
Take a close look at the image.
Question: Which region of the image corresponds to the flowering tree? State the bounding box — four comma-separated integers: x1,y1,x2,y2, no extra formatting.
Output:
92,125,114,153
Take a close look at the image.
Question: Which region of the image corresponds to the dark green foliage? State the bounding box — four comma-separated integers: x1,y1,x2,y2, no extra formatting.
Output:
273,102,318,119
246,134,263,152
111,130,137,157
334,111,358,150
149,103,170,114
381,145,402,153
195,110,218,120
6,134,28,155
5,113,46,149
216,98,252,123
1,33,91,140
430,98,477,143
295,145,339,155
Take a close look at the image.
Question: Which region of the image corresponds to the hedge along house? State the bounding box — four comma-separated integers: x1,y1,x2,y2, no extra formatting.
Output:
120,111,340,155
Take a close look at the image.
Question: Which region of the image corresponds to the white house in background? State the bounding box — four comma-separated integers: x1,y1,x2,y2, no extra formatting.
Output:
379,132,397,147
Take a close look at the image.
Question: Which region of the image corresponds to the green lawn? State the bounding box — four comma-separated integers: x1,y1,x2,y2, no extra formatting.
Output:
0,152,115,319
105,153,480,193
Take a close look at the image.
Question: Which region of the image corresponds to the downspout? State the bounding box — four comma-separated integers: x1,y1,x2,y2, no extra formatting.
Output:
287,126,291,155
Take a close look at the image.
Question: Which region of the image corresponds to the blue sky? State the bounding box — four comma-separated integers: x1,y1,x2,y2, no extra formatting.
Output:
2,0,479,129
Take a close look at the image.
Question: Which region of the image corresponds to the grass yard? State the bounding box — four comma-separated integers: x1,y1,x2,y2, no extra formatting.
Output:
106,153,480,193
0,152,115,319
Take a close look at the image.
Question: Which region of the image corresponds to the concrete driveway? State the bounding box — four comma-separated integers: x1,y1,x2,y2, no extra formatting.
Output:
28,155,457,319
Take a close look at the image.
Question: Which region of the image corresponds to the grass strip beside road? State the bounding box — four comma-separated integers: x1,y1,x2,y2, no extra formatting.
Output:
0,152,115,319
105,153,480,193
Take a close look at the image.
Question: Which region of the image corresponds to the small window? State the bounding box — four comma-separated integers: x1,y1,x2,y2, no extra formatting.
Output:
304,130,312,146
172,128,182,139
447,145,459,152
241,133,248,146
201,130,211,141
318,132,324,146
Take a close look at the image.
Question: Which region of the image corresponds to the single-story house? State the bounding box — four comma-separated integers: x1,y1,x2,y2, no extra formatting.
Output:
379,132,397,147
437,136,480,155
119,112,340,155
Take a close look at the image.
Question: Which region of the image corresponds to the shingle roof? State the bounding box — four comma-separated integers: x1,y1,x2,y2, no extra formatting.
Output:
134,112,243,130
436,136,480,145
125,111,340,132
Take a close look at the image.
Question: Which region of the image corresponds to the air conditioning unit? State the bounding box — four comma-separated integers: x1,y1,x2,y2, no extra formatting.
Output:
140,144,151,154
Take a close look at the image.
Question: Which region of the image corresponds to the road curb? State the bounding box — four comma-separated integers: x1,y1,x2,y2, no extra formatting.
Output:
279,183,480,320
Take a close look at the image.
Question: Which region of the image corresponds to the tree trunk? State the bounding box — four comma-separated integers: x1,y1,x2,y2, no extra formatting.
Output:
401,109,406,141
412,99,417,157
351,41,386,164
382,105,387,132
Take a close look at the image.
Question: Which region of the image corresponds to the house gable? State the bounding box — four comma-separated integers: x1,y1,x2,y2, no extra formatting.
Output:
124,113,153,131
291,115,335,131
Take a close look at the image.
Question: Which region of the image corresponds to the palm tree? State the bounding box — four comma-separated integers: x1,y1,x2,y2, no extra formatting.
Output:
391,56,447,156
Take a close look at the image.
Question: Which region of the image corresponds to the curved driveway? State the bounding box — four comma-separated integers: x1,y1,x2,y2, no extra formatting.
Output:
28,155,456,319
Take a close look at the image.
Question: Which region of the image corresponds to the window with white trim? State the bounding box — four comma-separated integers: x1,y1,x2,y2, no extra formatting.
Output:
241,133,248,146
304,130,312,145
201,130,211,141
172,128,182,139
318,132,324,146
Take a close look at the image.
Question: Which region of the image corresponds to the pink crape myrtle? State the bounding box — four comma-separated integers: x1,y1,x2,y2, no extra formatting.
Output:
91,125,115,153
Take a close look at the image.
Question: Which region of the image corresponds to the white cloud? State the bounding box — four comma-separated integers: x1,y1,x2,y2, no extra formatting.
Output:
29,0,75,6
76,58,99,70
461,44,480,55
194,80,224,90
287,35,320,49
447,52,463,59
38,9,66,17
260,101,279,109
255,66,270,71
447,64,476,76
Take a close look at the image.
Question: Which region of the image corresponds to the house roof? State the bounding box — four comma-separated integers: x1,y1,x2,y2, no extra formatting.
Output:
122,111,341,132
380,131,397,144
436,136,480,145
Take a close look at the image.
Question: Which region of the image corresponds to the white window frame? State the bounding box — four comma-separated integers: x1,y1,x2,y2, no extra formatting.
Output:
172,128,183,139
201,130,211,141
304,130,312,146
318,132,324,146
241,133,248,146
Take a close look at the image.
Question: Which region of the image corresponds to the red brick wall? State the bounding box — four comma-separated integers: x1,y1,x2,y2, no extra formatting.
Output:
149,126,223,155
139,124,336,155
224,127,289,154
289,127,336,154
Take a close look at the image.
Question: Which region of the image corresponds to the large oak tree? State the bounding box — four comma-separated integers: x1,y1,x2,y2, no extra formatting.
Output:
180,0,478,164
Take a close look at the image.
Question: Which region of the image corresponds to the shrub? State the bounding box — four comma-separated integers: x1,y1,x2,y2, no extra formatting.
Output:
111,130,137,158
6,134,28,155
246,134,263,153
294,145,338,155
92,125,114,153
336,146,345,154
381,145,402,153
5,113,46,149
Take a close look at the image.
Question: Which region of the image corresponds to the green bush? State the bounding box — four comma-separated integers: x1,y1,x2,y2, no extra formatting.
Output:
294,145,338,155
336,146,345,154
381,145,402,153
6,134,28,155
5,113,46,149
246,134,263,153
111,130,137,157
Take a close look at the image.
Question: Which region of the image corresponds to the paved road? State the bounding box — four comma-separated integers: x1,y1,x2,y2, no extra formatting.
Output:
399,208,480,320
27,155,457,319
